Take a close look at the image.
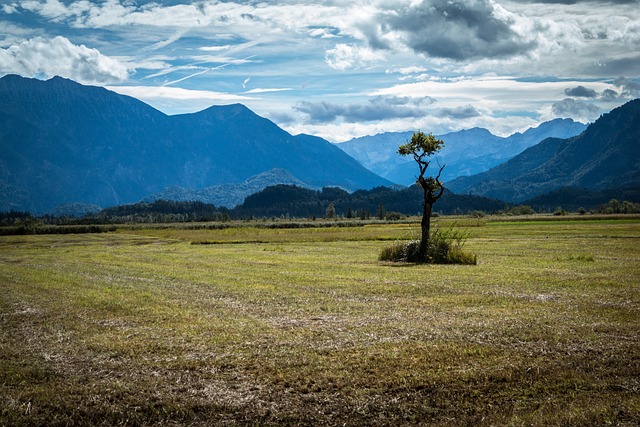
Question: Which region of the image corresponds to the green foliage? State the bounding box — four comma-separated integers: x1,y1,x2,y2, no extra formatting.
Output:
385,212,402,221
596,199,640,214
325,202,336,219
553,207,569,216
0,210,35,226
85,199,230,224
561,253,595,262
504,205,536,215
398,131,445,160
379,226,477,265
398,132,445,194
378,240,422,263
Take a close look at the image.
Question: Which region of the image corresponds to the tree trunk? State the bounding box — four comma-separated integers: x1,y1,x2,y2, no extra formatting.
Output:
419,194,433,259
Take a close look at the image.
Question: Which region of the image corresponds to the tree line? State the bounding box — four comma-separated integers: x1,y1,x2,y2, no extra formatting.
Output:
2,186,638,230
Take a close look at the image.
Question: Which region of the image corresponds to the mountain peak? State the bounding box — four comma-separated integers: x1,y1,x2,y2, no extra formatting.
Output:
194,103,253,118
446,97,640,202
0,77,389,212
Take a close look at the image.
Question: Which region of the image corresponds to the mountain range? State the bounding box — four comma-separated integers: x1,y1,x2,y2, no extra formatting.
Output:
0,75,390,213
337,119,587,185
141,168,313,208
447,98,640,203
1,74,638,215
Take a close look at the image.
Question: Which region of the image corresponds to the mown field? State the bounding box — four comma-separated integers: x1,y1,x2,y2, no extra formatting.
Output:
1,217,639,426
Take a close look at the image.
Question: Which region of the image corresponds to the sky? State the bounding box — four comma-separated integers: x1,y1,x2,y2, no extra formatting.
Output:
1,0,639,142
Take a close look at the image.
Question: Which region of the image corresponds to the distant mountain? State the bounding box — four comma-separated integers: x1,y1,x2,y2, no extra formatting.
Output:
142,168,314,208
337,119,587,185
446,98,640,203
0,75,390,213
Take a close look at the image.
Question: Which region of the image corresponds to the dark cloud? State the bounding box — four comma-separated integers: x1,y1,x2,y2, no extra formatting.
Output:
564,85,598,98
507,0,639,3
600,89,620,102
552,98,600,120
582,55,640,77
368,0,536,60
293,96,434,124
614,76,640,97
436,105,483,119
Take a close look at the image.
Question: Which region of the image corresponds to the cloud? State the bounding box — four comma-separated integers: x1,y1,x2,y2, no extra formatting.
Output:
359,0,538,61
308,26,340,39
600,89,620,102
106,84,255,115
107,85,254,102
0,36,129,84
564,85,598,97
614,76,640,97
294,96,434,124
507,0,639,4
143,30,188,52
243,87,292,94
563,80,639,102
325,43,384,70
551,98,600,121
436,105,483,119
18,0,74,22
387,66,429,75
2,3,19,14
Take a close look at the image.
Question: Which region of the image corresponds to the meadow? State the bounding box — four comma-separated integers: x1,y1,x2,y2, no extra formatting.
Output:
1,217,639,426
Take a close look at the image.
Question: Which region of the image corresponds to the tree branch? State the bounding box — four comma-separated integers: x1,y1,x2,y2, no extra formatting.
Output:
433,161,446,200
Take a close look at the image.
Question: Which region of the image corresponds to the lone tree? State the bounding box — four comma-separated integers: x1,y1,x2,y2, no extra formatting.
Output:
398,131,445,259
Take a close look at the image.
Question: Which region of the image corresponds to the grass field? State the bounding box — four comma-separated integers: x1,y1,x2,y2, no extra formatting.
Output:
1,218,639,426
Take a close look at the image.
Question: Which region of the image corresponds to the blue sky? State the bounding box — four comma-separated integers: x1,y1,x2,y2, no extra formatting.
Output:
1,0,639,142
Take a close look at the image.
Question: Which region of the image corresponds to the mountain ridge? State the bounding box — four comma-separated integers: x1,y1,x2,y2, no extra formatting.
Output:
142,168,314,209
337,118,587,185
446,98,640,202
0,75,391,213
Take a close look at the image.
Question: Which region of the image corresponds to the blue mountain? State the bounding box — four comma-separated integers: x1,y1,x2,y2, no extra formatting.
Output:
337,119,587,185
0,75,390,212
446,98,640,202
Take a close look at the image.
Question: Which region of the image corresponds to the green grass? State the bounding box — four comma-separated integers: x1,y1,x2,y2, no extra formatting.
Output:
1,219,639,426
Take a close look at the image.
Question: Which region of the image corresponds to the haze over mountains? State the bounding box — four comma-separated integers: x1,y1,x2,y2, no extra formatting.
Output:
0,75,389,213
337,119,587,185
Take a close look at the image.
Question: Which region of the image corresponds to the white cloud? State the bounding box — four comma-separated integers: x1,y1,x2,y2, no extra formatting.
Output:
387,66,429,75
372,76,614,113
325,43,385,70
0,36,129,84
20,0,72,21
243,87,292,94
106,84,256,115
143,30,188,52
108,85,253,102
116,56,170,71
2,3,19,14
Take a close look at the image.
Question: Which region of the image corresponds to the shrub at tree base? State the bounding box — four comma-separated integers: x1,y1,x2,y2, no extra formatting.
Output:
379,227,477,265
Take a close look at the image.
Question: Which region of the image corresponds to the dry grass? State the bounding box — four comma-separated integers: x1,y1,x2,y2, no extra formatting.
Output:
1,219,639,426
